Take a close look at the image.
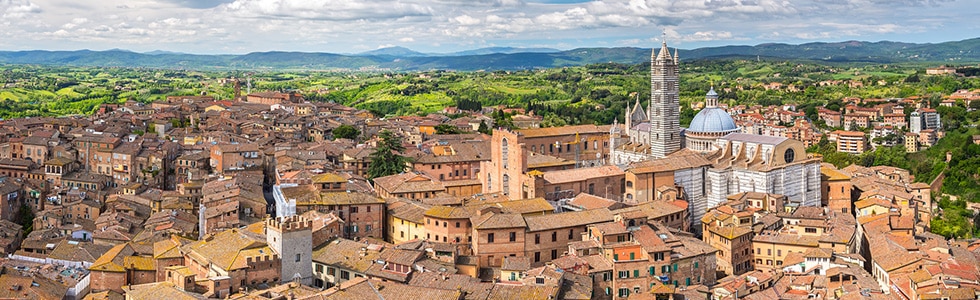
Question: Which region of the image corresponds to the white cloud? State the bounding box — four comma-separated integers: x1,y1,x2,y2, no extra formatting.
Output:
0,0,973,53
683,31,735,42
219,0,433,21
1,0,41,18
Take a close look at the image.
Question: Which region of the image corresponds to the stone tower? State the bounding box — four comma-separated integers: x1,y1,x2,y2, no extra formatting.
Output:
648,39,681,158
266,216,313,285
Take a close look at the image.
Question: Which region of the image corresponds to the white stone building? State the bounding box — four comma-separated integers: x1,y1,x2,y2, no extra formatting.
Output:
608,39,822,233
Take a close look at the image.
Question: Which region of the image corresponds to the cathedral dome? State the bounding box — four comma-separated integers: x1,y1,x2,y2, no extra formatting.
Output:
688,107,738,133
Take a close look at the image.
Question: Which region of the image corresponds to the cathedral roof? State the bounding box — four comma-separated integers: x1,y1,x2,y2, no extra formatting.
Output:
627,149,712,174
630,99,647,122
706,87,718,97
688,107,738,133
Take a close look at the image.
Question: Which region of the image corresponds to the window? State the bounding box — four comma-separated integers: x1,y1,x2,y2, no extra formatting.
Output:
366,206,371,212
662,266,668,273
296,254,301,262
672,264,678,272
501,138,509,169
502,174,510,195
618,288,629,298
777,250,782,257
488,233,494,243
805,227,817,233
551,232,557,242
509,232,516,242
618,271,628,278
351,206,358,213
767,249,771,255
551,249,557,259
694,262,699,269
633,270,639,278
649,266,655,275
455,222,460,228
603,272,611,281
535,234,540,244
534,252,540,262
654,252,664,261
614,254,619,261
629,252,635,260
535,277,545,285
568,229,574,240
341,270,350,280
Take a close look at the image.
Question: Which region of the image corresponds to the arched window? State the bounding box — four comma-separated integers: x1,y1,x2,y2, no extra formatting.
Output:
501,138,509,169
502,174,510,196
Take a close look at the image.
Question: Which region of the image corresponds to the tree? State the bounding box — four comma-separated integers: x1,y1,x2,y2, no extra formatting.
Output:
435,124,463,134
478,120,490,135
16,203,34,235
367,130,409,180
334,125,360,140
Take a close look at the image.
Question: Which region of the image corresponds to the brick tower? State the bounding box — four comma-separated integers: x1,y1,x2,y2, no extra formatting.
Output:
266,216,313,285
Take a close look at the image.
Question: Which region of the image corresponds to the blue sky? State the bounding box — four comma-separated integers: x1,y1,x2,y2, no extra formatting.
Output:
1,0,977,54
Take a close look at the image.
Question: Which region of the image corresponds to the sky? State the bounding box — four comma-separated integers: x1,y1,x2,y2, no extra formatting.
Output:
0,0,977,54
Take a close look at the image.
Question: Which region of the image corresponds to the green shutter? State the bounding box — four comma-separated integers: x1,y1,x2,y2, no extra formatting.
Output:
673,264,678,272
630,252,635,260
694,261,699,269
634,270,639,278
613,254,618,261
649,266,654,275
686,278,691,286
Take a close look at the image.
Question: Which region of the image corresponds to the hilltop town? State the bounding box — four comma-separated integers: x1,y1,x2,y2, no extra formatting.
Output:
0,42,978,300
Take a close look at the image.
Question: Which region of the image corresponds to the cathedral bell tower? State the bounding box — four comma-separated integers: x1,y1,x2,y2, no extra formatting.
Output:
648,37,681,158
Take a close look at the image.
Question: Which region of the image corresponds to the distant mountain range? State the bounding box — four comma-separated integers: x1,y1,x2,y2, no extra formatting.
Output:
1,38,978,71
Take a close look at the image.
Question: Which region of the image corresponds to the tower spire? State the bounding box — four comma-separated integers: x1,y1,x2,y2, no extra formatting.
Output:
656,30,672,61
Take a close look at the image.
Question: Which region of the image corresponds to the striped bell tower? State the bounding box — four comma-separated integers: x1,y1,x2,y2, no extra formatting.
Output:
648,35,681,158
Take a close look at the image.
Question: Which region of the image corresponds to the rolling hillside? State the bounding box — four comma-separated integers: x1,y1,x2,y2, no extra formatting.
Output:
1,38,978,71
